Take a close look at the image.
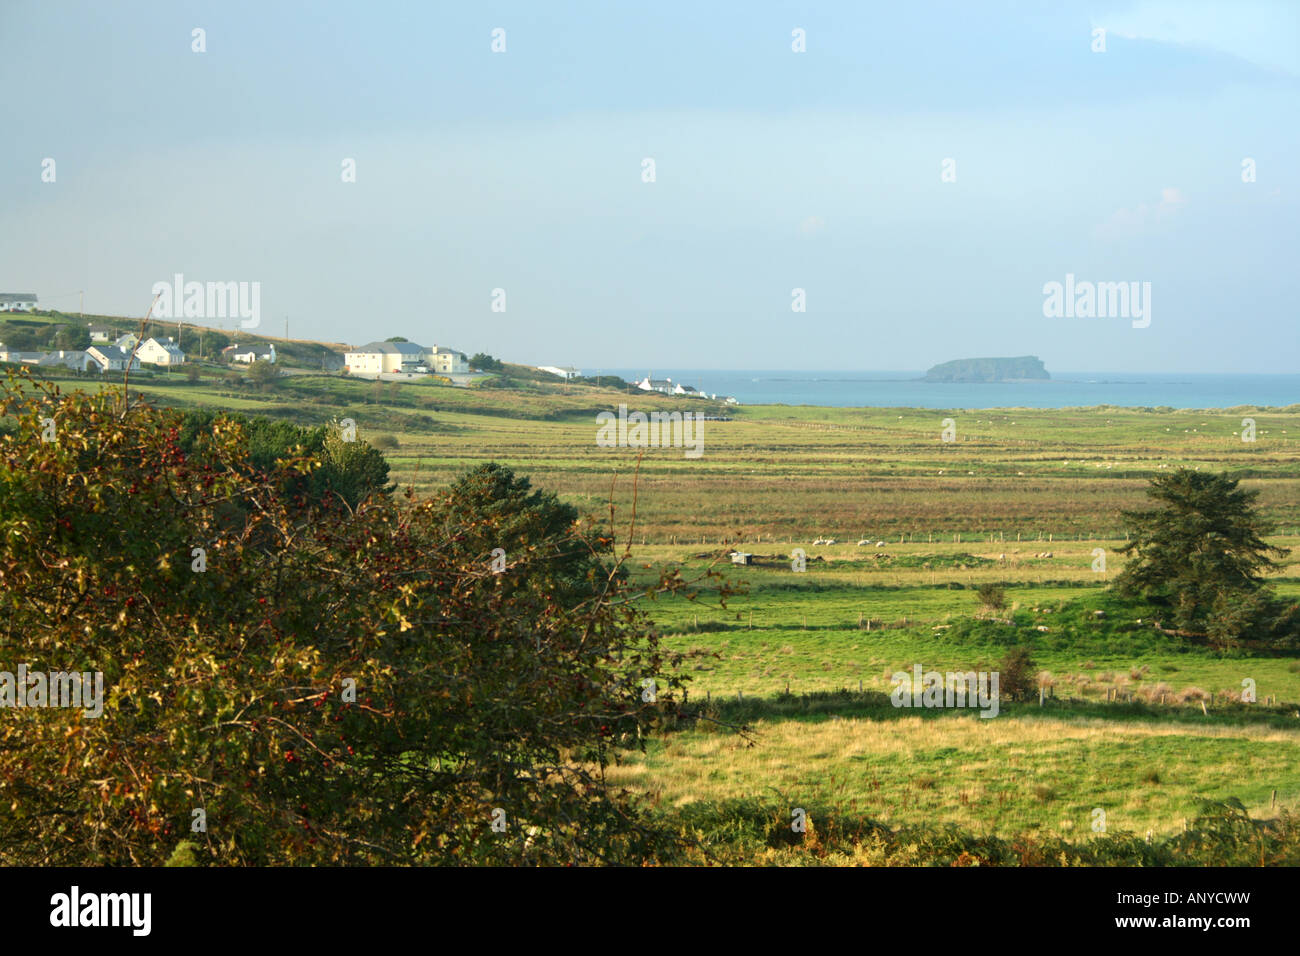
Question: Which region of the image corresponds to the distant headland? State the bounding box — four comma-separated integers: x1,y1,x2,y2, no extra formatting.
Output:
921,356,1051,383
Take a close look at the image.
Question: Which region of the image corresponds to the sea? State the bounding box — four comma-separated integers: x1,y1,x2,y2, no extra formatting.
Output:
599,370,1300,410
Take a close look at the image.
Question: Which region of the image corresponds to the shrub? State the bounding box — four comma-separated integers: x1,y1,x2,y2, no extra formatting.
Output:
977,583,1006,611
998,646,1038,701
0,370,695,865
370,433,399,449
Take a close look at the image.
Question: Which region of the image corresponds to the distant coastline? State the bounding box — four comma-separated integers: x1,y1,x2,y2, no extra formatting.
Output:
599,370,1300,410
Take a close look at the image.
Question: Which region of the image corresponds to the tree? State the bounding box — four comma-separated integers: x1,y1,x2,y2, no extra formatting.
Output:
383,336,408,342
184,364,202,384
429,462,615,607
0,329,37,351
469,353,503,372
0,369,690,865
1116,468,1291,642
54,327,91,350
176,409,392,509
246,359,278,388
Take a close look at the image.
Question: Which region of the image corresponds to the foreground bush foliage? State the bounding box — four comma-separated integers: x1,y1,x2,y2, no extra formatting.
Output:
0,373,694,864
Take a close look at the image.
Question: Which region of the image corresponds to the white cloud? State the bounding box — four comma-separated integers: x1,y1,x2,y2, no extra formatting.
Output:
1093,187,1187,239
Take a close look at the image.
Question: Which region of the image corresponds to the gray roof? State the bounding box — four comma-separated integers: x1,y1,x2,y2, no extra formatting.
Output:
86,346,138,364
145,338,185,354
354,341,425,356
0,293,37,301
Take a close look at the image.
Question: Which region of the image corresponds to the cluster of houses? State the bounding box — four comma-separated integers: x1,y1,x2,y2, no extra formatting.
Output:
635,375,705,397
0,315,297,373
342,341,468,377
0,327,188,373
640,375,739,405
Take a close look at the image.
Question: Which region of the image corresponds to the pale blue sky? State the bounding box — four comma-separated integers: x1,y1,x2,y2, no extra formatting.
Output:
1,1,1296,372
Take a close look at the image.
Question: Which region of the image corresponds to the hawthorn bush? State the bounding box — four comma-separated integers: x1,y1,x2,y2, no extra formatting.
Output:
0,371,690,864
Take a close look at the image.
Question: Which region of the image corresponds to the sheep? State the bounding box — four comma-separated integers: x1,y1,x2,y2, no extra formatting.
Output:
857,539,870,547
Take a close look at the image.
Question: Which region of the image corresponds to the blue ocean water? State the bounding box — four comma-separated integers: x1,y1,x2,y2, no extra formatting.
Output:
599,370,1300,410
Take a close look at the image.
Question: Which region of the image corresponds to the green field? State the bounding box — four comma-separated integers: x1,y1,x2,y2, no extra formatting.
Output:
14,347,1300,863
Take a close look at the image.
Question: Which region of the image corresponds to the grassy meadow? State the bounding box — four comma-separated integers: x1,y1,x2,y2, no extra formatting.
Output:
15,344,1300,863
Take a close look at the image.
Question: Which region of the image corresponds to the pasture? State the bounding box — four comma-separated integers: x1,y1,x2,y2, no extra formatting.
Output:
26,360,1300,862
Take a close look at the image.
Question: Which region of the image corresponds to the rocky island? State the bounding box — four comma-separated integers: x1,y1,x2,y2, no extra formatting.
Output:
922,355,1050,383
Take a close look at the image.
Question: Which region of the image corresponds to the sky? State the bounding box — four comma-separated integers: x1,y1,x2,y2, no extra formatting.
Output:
1,1,1297,373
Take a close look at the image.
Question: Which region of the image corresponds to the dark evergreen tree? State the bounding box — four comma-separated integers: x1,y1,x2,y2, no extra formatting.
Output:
1116,468,1291,644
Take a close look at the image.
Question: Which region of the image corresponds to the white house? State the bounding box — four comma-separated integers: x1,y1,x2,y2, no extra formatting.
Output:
343,341,465,375
86,346,141,372
344,341,426,375
636,375,675,394
538,365,581,380
137,336,186,366
0,293,37,312
224,342,275,364
37,350,93,371
87,324,114,343
425,345,468,375
113,332,140,352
